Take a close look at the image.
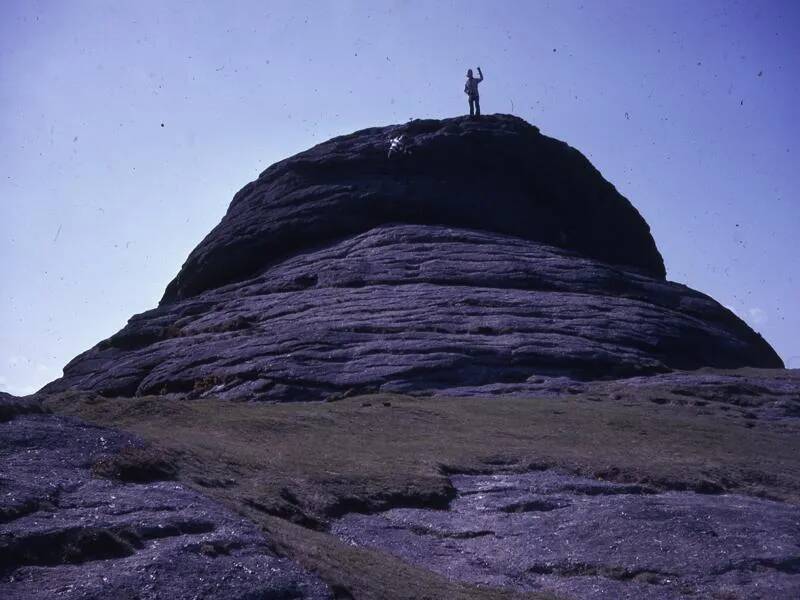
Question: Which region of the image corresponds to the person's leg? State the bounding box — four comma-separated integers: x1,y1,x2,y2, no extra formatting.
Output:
475,96,481,116
468,97,475,116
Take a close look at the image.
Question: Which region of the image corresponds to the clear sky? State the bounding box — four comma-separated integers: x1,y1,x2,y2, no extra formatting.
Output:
1,0,798,395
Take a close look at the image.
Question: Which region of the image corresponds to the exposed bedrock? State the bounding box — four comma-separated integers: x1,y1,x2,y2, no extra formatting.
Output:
333,470,800,600
161,114,666,303
44,224,781,401
0,398,330,599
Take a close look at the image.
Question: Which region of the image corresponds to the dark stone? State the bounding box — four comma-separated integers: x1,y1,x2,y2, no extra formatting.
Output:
0,405,331,599
161,114,665,304
332,470,800,599
44,225,782,401
449,368,800,423
41,116,783,401
14,115,795,598
0,393,47,423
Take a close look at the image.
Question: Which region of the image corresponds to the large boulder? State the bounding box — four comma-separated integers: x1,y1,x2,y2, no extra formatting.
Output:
42,115,782,401
162,114,665,303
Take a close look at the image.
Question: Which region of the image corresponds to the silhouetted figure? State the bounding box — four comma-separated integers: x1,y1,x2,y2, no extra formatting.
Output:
464,67,483,117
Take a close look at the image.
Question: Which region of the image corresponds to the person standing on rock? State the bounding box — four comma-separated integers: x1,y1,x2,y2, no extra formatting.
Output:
464,67,483,117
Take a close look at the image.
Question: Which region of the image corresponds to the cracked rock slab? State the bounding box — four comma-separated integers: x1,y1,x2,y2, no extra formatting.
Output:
0,405,331,600
332,470,800,599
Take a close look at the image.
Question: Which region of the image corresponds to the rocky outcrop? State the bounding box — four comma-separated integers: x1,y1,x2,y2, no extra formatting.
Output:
14,115,795,599
438,367,800,421
44,224,781,401
20,372,800,599
334,470,800,600
41,115,783,400
162,114,665,303
0,397,331,599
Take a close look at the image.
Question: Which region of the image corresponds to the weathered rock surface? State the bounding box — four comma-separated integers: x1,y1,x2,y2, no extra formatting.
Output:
22,115,796,599
41,115,783,401
44,225,781,401
333,470,800,600
162,114,666,303
441,367,800,421
0,398,331,600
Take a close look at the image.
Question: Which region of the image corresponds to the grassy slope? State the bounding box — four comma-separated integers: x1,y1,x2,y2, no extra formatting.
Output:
47,391,800,598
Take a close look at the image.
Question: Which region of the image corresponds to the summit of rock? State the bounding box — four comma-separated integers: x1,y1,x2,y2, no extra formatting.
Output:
162,114,665,304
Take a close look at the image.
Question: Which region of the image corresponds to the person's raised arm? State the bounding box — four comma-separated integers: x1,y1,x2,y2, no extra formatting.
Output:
477,67,483,82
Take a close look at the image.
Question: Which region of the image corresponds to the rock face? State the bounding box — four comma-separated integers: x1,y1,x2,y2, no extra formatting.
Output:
42,115,782,401
0,399,331,599
334,470,800,600
19,115,796,599
162,114,666,303
439,367,800,422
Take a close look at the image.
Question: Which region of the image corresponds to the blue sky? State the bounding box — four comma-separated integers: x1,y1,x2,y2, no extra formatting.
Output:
1,0,798,395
